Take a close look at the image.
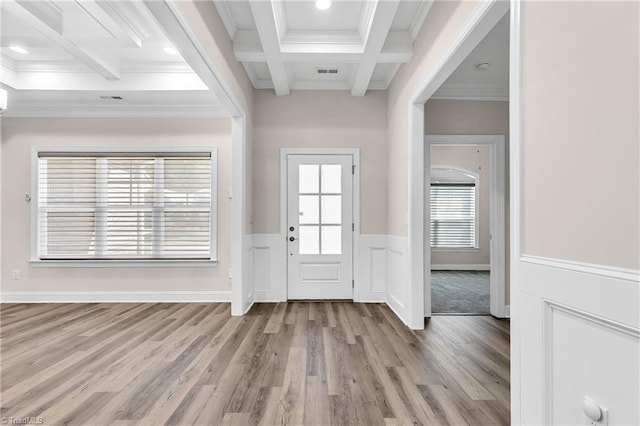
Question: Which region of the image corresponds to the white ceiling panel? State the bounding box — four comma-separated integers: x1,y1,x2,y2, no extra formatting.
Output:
371,62,391,81
0,0,225,117
227,1,256,31
284,1,364,32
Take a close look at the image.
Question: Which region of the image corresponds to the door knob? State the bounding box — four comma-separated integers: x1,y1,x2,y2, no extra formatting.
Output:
289,236,296,242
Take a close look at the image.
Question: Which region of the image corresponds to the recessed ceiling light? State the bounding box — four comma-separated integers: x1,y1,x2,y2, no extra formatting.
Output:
475,62,490,71
9,46,28,54
163,46,178,55
315,0,331,10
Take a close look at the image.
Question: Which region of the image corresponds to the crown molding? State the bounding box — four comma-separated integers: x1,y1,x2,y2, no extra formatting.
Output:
432,82,508,100
3,103,229,118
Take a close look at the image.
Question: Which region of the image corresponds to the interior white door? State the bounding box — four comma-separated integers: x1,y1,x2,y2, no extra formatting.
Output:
287,154,353,299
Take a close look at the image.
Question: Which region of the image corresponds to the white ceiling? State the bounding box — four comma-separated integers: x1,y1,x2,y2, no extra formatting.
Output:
215,0,433,96
0,0,225,117
433,13,509,100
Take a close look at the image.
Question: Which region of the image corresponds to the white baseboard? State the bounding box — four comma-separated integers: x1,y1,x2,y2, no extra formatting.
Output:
504,304,510,318
0,291,232,303
431,264,490,271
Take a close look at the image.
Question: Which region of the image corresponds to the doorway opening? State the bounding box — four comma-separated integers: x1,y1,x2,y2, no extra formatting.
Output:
427,136,506,315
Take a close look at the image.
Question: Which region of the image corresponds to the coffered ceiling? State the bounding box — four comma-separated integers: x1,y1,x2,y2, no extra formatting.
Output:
215,0,433,96
0,0,225,117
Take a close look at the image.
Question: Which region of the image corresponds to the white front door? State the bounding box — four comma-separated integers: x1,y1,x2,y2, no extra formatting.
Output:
287,154,353,299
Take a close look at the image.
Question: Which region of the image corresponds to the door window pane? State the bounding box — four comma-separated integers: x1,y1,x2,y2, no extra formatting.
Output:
299,164,319,193
321,195,341,224
299,226,319,255
299,195,319,224
321,165,341,193
321,226,341,255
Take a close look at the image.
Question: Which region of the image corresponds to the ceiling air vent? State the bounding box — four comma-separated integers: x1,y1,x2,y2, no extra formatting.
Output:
100,95,125,100
316,68,339,75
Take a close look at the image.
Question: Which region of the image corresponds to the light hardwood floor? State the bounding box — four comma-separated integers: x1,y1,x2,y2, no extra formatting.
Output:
0,302,509,425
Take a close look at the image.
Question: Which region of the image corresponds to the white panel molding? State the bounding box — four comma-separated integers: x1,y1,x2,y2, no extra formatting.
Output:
351,0,401,96
408,1,434,41
521,255,640,283
387,235,409,324
0,291,232,303
2,0,121,80
431,264,491,271
251,234,287,302
356,235,389,302
520,258,640,425
249,1,289,95
542,299,639,425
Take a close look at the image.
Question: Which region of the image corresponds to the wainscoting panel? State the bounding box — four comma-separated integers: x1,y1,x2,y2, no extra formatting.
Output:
519,256,639,425
250,234,287,302
387,236,409,324
356,235,388,302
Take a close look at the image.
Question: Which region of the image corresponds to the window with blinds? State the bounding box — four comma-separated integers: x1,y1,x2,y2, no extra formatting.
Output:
36,151,216,261
430,183,477,248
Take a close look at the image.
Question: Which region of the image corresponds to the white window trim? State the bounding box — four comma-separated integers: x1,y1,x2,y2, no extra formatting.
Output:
30,146,218,268
429,165,480,251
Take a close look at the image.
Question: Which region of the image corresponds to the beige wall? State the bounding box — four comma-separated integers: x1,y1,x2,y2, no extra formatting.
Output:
252,90,388,234
387,0,481,236
430,145,491,266
0,118,233,293
523,1,639,269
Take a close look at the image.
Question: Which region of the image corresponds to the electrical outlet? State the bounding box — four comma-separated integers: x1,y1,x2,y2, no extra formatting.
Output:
12,269,20,280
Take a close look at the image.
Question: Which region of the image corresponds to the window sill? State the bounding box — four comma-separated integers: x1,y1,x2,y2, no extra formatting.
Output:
431,248,480,253
29,259,218,268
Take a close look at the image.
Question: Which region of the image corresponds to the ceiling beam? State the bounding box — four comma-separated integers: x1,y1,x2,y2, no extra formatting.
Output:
233,30,412,64
74,0,143,48
351,0,400,96
249,1,289,96
2,0,121,80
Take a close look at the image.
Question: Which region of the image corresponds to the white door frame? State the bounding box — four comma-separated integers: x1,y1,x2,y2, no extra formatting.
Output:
145,1,252,315
280,148,361,301
406,0,522,422
425,135,507,317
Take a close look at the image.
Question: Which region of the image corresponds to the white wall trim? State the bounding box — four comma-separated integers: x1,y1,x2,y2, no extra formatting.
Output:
0,291,232,303
431,264,490,271
357,234,389,302
521,255,639,283
143,1,250,318
508,1,523,424
406,0,510,330
425,134,507,319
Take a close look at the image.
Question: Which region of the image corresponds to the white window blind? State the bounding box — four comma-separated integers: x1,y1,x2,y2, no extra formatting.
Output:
430,183,477,248
36,151,216,261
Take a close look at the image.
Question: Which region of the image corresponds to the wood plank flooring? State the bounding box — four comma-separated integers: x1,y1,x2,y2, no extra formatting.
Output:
0,302,510,425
